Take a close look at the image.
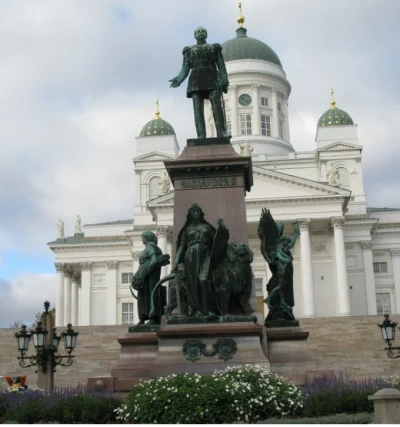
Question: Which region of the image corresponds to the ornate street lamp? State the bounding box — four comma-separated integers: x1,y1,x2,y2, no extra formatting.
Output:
14,301,79,373
378,314,400,359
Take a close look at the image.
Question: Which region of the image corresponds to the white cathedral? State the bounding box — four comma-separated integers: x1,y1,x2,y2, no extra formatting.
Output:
48,13,400,328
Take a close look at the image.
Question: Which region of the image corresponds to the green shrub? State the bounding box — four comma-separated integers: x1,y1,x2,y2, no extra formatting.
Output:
263,412,373,424
116,365,303,424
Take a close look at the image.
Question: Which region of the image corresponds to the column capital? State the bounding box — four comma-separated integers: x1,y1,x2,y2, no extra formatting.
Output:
64,266,75,278
106,260,118,270
390,248,400,258
81,261,92,271
320,159,327,165
54,262,65,273
156,226,169,238
73,271,81,286
230,84,237,92
331,217,345,229
297,219,311,232
360,240,373,250
167,228,173,243
251,84,260,91
131,251,140,261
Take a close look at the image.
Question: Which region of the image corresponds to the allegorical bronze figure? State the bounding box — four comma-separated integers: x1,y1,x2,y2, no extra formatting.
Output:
169,26,229,139
130,231,170,325
258,208,300,327
150,204,255,321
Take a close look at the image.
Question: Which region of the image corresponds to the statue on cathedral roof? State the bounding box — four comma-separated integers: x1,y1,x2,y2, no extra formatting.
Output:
169,26,229,139
75,215,82,234
258,208,300,327
57,219,64,239
158,172,170,195
240,141,253,157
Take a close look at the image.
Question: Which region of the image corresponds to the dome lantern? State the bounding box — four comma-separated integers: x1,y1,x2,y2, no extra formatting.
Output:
139,100,176,137
317,89,354,127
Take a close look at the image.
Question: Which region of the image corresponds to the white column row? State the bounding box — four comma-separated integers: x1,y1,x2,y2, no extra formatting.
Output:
360,241,377,315
131,253,140,325
54,263,81,327
106,261,118,325
331,218,351,316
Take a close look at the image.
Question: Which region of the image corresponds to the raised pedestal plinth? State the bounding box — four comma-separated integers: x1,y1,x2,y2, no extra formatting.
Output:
150,322,270,378
110,332,159,391
266,327,316,384
164,137,253,247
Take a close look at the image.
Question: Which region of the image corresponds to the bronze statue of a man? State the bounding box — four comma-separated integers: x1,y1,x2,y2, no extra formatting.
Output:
169,26,229,139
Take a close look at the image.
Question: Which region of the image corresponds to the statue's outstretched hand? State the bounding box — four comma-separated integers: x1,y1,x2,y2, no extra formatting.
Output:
169,77,180,88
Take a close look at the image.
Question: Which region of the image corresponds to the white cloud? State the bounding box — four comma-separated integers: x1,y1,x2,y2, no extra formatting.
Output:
0,0,399,259
0,274,56,327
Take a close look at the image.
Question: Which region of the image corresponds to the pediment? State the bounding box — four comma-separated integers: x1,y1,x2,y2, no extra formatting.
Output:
134,151,176,162
147,191,174,207
318,141,361,152
250,167,351,199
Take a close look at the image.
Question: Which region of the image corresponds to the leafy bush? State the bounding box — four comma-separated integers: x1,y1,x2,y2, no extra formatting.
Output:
116,365,303,424
0,386,121,424
263,412,373,424
302,373,393,417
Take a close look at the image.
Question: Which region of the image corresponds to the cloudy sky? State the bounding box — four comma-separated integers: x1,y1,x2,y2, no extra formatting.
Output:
0,0,399,327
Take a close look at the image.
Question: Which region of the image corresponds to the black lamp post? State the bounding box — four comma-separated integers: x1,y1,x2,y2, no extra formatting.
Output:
378,314,400,359
14,301,79,375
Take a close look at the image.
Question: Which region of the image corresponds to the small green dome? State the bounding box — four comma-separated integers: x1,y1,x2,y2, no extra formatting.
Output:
317,107,354,127
140,117,175,137
222,27,282,67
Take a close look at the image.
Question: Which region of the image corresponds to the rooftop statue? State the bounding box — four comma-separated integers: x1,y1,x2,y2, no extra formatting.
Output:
258,208,300,327
169,27,229,139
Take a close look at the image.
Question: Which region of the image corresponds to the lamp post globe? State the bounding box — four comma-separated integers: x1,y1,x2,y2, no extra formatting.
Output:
30,322,48,350
61,323,79,352
15,325,31,355
378,314,397,344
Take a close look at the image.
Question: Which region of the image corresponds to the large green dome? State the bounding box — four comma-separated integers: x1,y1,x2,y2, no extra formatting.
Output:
222,27,282,67
140,117,175,137
317,107,354,127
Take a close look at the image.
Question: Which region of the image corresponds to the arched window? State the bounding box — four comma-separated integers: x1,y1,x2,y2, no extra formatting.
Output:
337,167,350,190
149,176,161,200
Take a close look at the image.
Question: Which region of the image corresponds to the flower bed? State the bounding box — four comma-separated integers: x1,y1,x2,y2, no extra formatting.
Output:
0,386,121,424
116,365,304,424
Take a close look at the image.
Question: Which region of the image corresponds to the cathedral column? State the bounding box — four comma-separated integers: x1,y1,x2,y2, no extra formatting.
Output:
332,217,351,316
54,263,65,327
106,261,118,325
230,85,238,136
131,252,140,324
390,249,400,314
263,265,272,318
298,219,315,317
80,262,92,326
63,266,73,325
360,241,377,315
71,272,80,326
252,84,261,135
157,226,169,278
282,96,290,141
271,87,280,138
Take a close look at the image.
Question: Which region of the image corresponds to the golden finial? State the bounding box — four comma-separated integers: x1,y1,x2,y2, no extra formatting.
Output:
155,99,160,120
330,88,336,109
237,2,245,28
